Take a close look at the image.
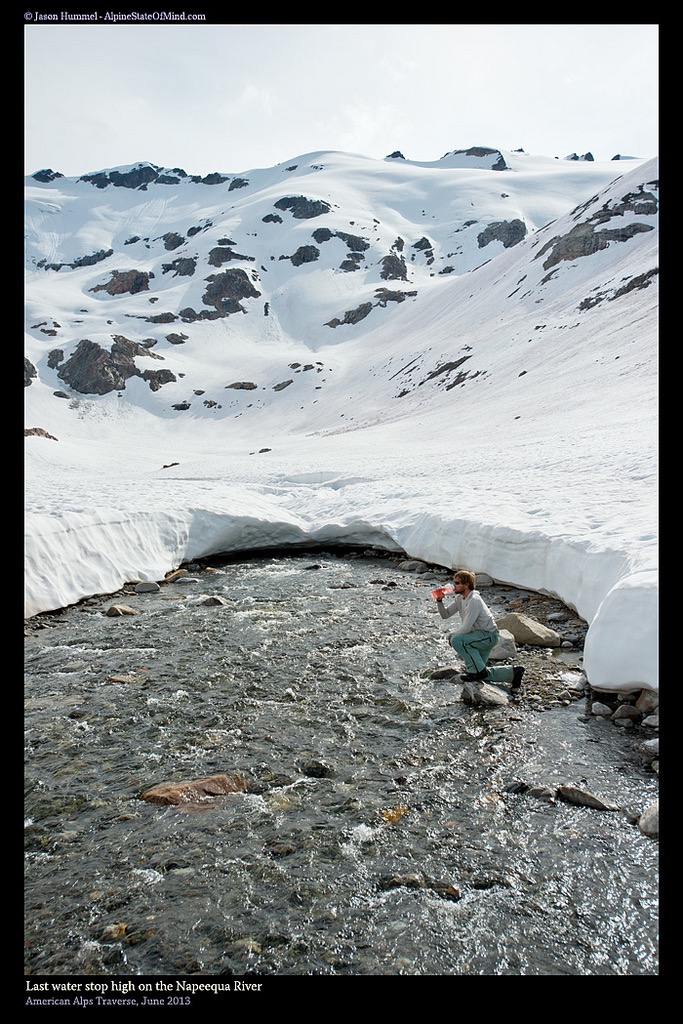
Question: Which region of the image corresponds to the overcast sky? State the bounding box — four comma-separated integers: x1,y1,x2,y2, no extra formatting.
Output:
24,21,659,176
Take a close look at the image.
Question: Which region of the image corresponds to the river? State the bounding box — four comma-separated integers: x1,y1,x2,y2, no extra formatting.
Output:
24,548,659,977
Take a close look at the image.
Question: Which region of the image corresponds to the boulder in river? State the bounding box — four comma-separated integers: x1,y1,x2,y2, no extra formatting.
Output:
141,773,249,805
637,800,659,838
496,612,561,647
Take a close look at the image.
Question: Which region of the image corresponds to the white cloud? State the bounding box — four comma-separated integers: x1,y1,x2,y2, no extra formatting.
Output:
24,23,658,175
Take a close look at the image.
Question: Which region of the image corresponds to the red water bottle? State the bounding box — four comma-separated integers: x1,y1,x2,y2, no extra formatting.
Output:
431,583,454,600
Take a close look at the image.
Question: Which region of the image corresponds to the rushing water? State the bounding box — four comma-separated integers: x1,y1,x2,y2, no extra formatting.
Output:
24,550,658,978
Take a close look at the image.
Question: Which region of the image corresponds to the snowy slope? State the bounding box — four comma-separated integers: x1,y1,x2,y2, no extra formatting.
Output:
24,147,659,693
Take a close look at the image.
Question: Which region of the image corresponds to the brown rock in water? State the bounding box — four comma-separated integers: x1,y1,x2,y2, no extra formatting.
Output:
164,568,189,582
378,872,461,901
105,604,137,616
555,785,619,811
141,774,248,805
264,840,296,858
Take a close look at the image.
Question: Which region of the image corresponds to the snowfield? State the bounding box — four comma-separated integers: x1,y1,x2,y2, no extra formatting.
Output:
25,148,658,692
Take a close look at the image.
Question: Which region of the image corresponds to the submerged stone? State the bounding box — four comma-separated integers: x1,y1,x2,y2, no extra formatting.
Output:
141,774,249,805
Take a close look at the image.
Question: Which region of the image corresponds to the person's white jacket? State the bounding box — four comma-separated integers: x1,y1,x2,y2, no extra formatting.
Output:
437,590,497,635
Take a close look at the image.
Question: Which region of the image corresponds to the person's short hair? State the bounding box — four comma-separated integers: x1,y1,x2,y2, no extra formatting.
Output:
453,569,476,590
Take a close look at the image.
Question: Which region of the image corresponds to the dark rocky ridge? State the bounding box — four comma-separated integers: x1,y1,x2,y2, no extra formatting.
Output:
535,184,657,270
55,336,176,395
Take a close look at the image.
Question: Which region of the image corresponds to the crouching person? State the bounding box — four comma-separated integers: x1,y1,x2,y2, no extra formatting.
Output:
435,569,524,691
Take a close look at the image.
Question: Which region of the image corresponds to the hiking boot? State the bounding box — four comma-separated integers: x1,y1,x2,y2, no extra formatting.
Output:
511,666,525,691
461,670,489,682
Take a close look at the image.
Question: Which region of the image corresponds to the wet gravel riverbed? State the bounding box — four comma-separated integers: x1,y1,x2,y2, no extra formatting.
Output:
24,549,659,977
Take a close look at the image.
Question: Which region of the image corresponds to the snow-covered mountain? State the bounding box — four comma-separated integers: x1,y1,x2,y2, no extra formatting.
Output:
24,146,659,694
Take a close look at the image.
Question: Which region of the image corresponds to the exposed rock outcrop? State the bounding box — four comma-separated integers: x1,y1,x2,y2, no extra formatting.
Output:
207,246,254,267
31,168,64,183
289,245,320,266
201,269,261,314
380,253,408,281
161,257,196,277
478,219,527,249
25,426,58,440
90,269,152,296
325,302,373,328
535,184,657,271
312,228,370,252
273,196,332,219
75,163,233,190
24,357,37,387
38,249,114,272
442,147,508,170
81,165,164,190
375,287,417,306
161,232,185,250
57,336,176,395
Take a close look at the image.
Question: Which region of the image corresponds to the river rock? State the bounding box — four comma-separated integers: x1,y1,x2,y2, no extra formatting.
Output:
556,785,619,811
164,568,190,582
105,604,137,616
528,786,557,803
429,666,460,680
613,704,641,722
398,559,429,572
141,773,249,805
591,701,613,716
637,800,659,838
134,581,161,593
378,873,461,901
461,679,509,706
489,629,517,660
300,758,335,778
636,690,659,715
379,872,424,890
423,878,461,901
264,840,296,857
496,612,561,647
563,676,588,694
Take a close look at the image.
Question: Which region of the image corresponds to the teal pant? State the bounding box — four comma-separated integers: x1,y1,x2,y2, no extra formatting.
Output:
449,629,515,683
